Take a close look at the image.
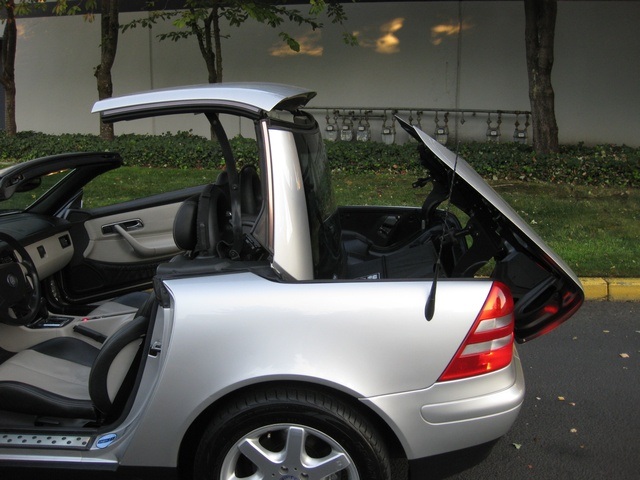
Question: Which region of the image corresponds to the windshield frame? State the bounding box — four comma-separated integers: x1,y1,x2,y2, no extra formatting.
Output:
0,168,75,215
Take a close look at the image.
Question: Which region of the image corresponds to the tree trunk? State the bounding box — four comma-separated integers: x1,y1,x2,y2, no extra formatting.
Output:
213,6,222,82
95,0,119,141
525,0,559,154
1,1,18,136
192,6,220,83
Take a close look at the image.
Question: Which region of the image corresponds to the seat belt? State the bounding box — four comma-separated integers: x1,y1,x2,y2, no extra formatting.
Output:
195,183,215,255
207,113,244,259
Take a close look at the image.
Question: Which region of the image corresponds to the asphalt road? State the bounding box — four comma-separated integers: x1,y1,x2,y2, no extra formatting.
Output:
449,300,640,479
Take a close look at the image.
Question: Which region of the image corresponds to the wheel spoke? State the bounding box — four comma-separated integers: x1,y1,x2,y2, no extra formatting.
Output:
283,426,307,465
284,426,352,479
305,449,352,478
237,436,282,473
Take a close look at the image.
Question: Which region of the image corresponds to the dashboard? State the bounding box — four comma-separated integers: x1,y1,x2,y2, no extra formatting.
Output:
0,213,74,280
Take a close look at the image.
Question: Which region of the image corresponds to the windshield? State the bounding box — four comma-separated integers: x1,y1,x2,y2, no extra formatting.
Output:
0,168,73,214
294,128,343,279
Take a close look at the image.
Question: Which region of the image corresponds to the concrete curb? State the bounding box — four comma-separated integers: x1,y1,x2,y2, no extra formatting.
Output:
581,278,640,302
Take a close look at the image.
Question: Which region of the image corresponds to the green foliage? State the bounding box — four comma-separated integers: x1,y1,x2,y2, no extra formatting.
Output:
52,0,97,21
0,131,256,171
121,1,356,82
12,1,47,17
0,131,637,188
456,142,639,188
327,140,640,187
326,141,419,174
122,1,350,48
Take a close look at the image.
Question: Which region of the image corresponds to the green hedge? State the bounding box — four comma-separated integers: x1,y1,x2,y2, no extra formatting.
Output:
325,140,640,187
1,131,638,187
457,142,640,188
0,131,237,170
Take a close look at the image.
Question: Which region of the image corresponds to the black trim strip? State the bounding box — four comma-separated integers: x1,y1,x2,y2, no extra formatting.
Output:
32,337,100,367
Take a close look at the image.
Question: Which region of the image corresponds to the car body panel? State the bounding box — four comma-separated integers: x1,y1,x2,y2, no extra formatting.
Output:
268,129,314,280
362,350,524,458
118,272,498,467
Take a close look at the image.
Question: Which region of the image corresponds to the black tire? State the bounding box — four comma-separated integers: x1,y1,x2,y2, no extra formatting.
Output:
194,386,391,480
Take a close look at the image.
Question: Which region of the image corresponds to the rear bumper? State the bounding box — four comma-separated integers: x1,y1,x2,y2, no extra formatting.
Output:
361,347,525,461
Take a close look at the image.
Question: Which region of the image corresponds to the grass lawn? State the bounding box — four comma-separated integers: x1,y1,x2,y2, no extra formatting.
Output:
332,172,640,278
79,167,640,278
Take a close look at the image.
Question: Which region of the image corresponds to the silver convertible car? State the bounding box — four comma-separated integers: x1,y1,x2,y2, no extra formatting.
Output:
0,84,583,479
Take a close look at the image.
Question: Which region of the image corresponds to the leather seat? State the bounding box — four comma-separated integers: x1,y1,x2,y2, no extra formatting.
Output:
239,165,262,219
173,184,230,257
88,291,151,318
213,166,261,231
0,298,155,421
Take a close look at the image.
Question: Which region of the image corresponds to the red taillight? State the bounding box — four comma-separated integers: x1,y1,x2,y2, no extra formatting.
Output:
438,282,515,382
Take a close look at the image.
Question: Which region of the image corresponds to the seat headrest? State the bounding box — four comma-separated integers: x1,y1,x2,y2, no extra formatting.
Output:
240,165,262,216
216,170,229,186
174,184,231,257
173,195,199,251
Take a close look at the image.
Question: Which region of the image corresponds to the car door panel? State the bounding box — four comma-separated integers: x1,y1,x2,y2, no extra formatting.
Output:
83,203,181,263
54,187,203,305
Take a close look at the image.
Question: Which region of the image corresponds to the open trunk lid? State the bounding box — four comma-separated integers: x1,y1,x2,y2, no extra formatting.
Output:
399,119,584,343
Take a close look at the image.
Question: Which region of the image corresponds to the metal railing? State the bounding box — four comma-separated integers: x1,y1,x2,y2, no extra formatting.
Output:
305,107,531,145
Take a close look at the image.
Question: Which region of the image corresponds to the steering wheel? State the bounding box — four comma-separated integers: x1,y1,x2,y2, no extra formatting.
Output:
0,233,41,326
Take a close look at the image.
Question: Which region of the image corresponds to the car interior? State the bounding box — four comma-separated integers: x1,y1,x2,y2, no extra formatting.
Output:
0,127,272,431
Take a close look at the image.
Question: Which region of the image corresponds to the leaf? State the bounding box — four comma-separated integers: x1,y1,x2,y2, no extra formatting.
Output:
343,32,359,47
309,0,327,16
512,443,522,450
174,17,189,29
558,396,565,401
620,353,630,358
279,32,300,52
